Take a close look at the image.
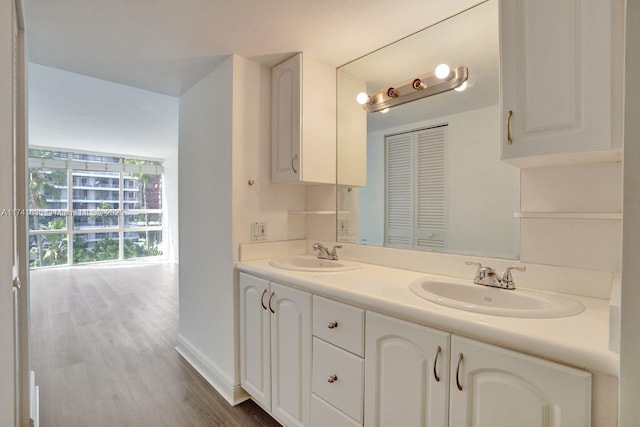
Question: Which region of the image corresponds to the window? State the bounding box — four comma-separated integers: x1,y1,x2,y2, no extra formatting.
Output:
28,148,164,267
385,125,447,251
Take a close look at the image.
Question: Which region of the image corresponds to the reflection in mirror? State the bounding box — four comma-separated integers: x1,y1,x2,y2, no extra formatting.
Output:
337,0,520,259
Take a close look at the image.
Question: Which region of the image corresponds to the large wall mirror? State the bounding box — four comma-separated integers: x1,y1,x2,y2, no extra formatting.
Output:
336,0,520,259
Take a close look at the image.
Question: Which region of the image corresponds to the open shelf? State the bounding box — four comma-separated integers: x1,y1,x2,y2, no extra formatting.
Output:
514,212,622,220
288,210,350,215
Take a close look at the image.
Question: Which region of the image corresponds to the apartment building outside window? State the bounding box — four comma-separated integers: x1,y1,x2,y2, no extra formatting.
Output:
27,148,164,267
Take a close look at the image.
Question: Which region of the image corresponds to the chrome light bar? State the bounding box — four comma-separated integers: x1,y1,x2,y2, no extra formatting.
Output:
359,65,468,113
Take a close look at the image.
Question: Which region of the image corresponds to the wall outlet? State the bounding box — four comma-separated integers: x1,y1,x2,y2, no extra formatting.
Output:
251,222,267,241
338,219,349,235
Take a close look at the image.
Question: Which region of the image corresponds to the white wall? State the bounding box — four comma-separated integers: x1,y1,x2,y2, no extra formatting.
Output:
178,56,236,399
337,186,360,243
305,185,338,243
520,162,622,271
29,63,179,159
178,55,308,401
162,153,179,263
357,131,384,245
336,69,367,188
359,105,520,258
0,1,15,424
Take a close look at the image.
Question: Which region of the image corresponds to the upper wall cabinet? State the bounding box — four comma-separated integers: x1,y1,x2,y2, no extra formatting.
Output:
272,53,337,184
500,0,623,167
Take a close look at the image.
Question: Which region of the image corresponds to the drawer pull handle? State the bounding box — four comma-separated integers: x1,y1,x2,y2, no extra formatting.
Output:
456,353,464,391
327,321,338,329
260,289,267,310
291,154,298,174
433,346,441,382
268,292,275,314
327,375,338,383
507,110,513,145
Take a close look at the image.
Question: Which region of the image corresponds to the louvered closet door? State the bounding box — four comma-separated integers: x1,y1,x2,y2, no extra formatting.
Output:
414,126,447,249
385,133,413,248
385,126,447,251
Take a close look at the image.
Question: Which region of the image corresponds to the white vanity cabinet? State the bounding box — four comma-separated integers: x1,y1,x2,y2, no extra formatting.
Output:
239,273,312,427
239,272,592,427
239,273,271,410
500,0,622,167
449,336,591,427
364,312,450,427
271,53,336,184
364,312,591,427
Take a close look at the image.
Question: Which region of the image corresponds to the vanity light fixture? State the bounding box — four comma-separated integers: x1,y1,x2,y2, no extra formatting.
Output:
435,63,451,79
454,81,468,92
356,64,469,113
356,92,371,105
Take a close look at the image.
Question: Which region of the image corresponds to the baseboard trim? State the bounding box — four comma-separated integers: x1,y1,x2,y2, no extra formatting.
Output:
175,335,249,406
29,370,39,427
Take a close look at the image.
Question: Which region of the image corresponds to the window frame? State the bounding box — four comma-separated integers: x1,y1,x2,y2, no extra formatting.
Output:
28,151,164,267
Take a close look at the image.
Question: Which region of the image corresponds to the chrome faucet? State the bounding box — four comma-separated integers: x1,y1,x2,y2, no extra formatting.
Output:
465,261,526,290
313,242,342,260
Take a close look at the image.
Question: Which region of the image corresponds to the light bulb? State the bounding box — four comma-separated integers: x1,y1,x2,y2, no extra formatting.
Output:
435,64,451,79
380,108,390,114
356,92,371,105
454,81,468,92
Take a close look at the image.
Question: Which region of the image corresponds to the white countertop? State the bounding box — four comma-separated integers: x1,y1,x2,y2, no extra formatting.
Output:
236,258,618,377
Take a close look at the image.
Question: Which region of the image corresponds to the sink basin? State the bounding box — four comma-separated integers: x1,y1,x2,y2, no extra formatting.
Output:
269,255,361,272
409,279,585,318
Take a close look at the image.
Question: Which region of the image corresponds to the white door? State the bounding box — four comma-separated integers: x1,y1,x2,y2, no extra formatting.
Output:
239,273,271,410
364,312,450,427
500,0,613,159
1,1,24,424
449,335,591,427
272,54,302,183
270,282,312,427
13,3,29,424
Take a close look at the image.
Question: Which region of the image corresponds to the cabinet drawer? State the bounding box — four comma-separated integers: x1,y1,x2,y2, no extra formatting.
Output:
312,338,364,423
311,394,361,427
313,295,364,356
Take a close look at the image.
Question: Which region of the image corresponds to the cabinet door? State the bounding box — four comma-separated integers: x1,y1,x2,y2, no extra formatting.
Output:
272,54,302,183
239,273,271,410
364,312,450,427
500,0,615,163
449,335,591,427
270,282,312,427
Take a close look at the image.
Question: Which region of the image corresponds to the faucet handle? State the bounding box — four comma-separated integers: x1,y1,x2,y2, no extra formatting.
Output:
502,266,526,284
329,244,343,259
465,261,484,277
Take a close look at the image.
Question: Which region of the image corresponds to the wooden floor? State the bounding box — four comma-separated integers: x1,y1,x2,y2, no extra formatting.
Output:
30,261,281,427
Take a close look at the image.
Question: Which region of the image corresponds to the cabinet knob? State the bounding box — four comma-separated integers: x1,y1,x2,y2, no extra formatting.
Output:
327,374,338,383
327,321,338,329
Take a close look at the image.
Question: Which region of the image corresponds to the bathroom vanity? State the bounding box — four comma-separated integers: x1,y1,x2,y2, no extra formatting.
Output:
236,257,615,427
257,0,622,425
